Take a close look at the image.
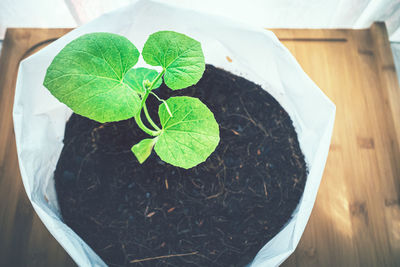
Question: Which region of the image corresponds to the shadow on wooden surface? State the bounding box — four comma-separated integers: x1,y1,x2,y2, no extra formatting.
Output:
0,23,399,266
277,23,400,267
0,28,76,267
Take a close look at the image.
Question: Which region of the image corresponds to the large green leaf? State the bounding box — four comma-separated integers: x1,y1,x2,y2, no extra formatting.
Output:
123,67,162,95
43,32,140,123
142,31,205,90
154,96,219,169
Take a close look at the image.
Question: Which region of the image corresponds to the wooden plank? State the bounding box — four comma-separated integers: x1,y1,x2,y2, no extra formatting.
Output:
269,28,349,42
0,24,399,266
276,23,400,267
0,28,75,267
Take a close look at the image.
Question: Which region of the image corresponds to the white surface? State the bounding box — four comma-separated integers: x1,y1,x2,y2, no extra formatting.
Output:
13,0,335,266
392,43,400,84
66,0,400,42
0,0,399,39
0,0,77,38
1,0,400,84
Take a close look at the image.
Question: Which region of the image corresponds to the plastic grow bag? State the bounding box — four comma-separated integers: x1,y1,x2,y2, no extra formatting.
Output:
13,0,335,266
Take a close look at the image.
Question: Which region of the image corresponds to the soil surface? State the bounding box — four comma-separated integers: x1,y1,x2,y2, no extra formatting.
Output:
55,65,307,266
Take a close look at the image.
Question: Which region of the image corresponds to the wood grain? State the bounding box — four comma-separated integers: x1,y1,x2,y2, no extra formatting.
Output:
0,28,76,267
0,23,399,266
275,23,400,267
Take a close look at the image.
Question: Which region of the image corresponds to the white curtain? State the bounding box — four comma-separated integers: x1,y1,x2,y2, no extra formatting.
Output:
0,0,399,39
1,0,400,78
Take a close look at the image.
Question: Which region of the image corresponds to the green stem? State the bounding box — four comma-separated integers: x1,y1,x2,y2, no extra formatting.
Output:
134,68,166,136
149,68,165,90
150,92,173,117
143,103,160,131
134,115,159,136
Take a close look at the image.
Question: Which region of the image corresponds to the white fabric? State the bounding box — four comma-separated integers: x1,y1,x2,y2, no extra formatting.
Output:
0,0,399,40
13,1,335,266
1,0,399,85
65,0,400,41
392,43,400,83
0,0,76,38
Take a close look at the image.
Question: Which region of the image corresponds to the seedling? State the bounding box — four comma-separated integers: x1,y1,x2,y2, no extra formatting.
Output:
43,31,220,169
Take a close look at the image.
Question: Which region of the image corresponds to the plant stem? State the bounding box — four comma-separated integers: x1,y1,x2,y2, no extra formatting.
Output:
134,115,160,136
149,68,165,90
134,68,166,136
143,103,160,130
150,92,173,117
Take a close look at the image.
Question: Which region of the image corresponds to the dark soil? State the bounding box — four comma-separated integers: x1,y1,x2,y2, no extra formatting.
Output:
55,65,307,267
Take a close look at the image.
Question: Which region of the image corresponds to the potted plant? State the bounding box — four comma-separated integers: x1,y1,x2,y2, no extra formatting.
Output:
13,1,335,266
43,31,220,169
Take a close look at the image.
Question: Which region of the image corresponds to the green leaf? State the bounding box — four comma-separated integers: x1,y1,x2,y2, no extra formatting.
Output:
154,96,219,169
123,67,162,95
142,31,205,90
132,138,158,163
43,32,140,123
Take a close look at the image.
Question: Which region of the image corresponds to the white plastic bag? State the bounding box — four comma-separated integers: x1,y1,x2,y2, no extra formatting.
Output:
13,0,335,266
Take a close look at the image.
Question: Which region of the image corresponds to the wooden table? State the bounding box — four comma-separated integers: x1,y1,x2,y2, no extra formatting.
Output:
1,23,399,266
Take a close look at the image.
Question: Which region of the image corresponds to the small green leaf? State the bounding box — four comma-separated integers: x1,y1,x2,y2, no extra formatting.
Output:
43,32,140,123
132,138,157,163
154,96,219,169
123,67,162,95
142,31,205,90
